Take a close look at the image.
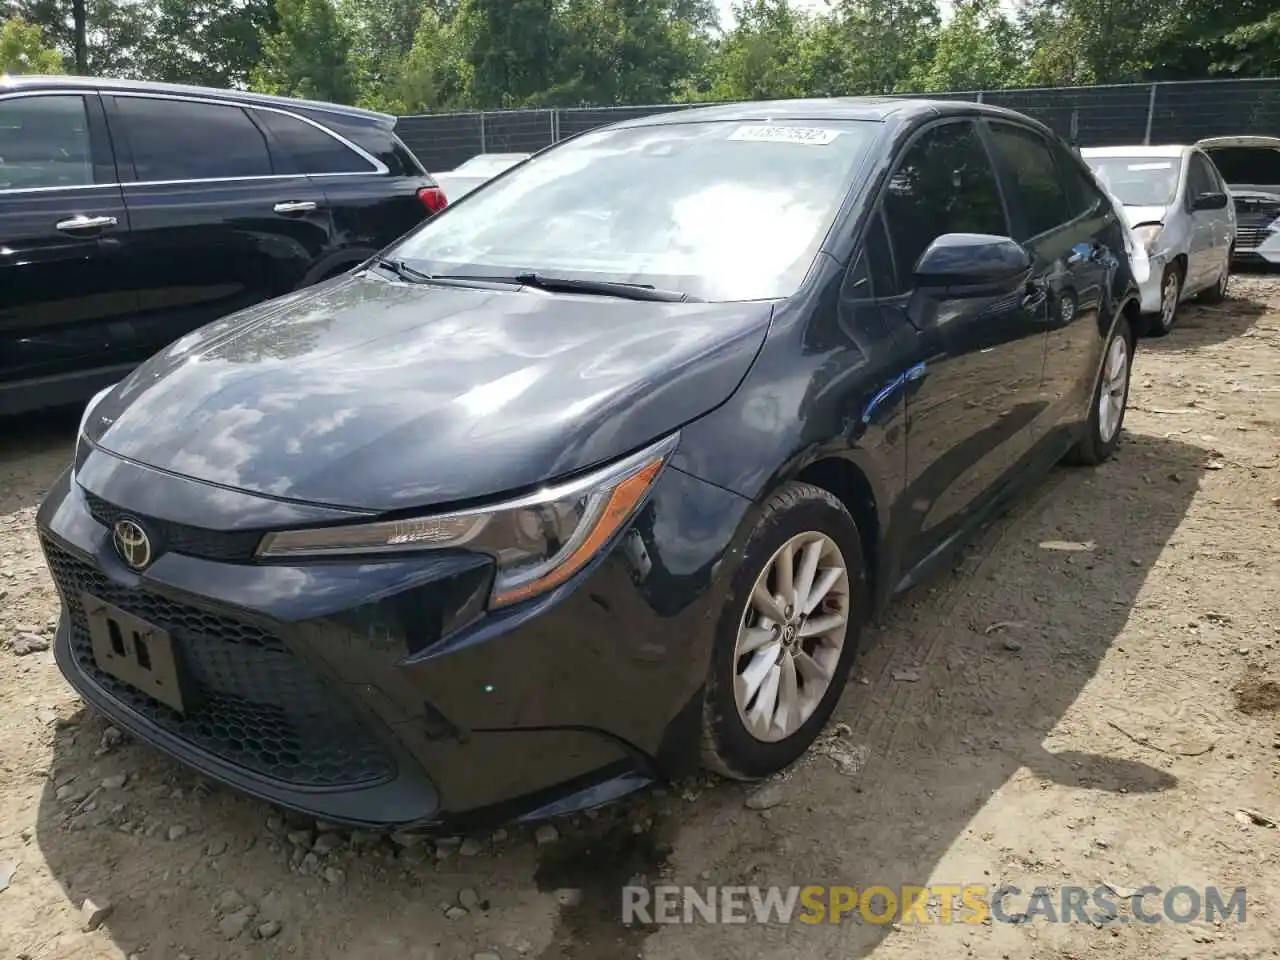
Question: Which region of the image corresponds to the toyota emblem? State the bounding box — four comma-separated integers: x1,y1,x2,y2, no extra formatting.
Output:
112,518,153,570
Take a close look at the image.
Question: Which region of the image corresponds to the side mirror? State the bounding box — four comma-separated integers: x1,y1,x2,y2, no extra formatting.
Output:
912,233,1032,297
1192,191,1229,211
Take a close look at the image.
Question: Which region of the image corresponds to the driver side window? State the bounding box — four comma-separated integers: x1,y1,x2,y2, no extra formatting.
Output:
881,121,1009,294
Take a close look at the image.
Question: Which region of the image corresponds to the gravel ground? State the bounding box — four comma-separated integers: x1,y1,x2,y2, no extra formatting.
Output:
2,277,1279,960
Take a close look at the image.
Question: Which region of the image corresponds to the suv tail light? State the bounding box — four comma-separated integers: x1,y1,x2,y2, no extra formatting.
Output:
418,186,448,213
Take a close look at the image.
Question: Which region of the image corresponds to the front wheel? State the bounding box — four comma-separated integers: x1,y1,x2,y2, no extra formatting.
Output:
1064,314,1133,466
700,482,865,780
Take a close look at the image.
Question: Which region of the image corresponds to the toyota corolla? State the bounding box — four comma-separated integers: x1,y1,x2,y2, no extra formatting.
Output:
38,98,1140,830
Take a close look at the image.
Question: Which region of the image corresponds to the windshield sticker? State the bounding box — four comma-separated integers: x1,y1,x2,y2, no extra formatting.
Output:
728,125,841,145
1128,162,1175,170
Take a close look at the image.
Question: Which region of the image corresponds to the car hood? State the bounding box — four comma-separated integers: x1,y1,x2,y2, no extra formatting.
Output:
87,273,773,512
1121,204,1168,227
1228,188,1280,204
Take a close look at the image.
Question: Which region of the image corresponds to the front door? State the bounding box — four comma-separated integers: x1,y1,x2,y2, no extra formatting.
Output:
876,119,1049,572
0,91,137,411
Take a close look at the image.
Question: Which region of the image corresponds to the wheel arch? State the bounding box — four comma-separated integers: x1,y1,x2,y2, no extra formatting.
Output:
789,453,885,610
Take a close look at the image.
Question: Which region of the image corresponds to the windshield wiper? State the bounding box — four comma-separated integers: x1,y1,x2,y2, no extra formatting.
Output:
372,256,435,284
512,273,694,302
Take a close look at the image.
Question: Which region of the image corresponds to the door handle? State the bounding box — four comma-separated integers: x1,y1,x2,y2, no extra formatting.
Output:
273,201,318,214
55,215,118,233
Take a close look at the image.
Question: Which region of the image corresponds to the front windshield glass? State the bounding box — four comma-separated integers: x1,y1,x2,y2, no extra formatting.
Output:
1086,156,1183,207
391,119,880,301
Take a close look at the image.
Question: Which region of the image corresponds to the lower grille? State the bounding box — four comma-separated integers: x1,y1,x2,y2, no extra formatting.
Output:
43,539,395,789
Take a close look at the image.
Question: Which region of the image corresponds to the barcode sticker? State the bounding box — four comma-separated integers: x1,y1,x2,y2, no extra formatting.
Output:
728,125,841,145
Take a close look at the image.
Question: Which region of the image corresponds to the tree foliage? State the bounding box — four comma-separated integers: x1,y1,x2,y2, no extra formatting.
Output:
3,0,1277,108
1,15,64,72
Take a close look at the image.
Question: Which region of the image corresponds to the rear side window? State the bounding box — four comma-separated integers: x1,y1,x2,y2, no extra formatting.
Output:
113,97,273,182
881,121,1008,288
0,95,93,190
253,109,375,175
988,123,1072,240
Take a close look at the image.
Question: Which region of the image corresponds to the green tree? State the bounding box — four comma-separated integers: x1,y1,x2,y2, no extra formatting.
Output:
912,0,1021,92
8,0,149,75
251,0,357,103
1,15,64,72
546,0,716,106
370,4,468,112
708,0,813,101
141,0,274,88
453,0,561,107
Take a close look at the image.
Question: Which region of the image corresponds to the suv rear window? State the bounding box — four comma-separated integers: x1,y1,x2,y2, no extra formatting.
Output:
113,96,273,182
253,109,376,175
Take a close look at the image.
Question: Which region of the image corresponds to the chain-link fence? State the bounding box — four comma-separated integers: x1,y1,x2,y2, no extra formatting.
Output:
394,77,1280,173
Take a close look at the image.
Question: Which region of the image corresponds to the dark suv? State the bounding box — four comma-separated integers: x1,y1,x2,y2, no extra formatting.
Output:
0,76,445,416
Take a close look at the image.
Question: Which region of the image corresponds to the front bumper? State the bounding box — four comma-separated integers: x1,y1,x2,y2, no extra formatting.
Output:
38,448,752,829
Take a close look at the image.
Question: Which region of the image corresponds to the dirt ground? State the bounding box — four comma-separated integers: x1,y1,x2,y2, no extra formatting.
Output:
2,276,1279,960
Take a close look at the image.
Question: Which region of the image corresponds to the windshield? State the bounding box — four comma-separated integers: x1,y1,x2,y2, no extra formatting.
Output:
1201,147,1280,188
389,119,880,301
1086,156,1182,207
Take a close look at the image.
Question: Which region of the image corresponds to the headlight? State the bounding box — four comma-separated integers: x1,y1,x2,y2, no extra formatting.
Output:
1132,223,1163,255
256,433,679,608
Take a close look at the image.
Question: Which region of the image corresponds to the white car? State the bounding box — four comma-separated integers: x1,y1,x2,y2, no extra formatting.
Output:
1082,145,1235,335
432,152,531,203
1196,136,1280,266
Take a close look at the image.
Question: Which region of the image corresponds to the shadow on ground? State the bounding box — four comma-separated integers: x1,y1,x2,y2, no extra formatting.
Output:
1141,279,1270,348
31,428,1206,960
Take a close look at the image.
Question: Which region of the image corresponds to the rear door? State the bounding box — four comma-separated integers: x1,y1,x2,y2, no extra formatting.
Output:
0,90,136,409
280,111,435,254
103,93,332,350
1184,150,1229,290
984,120,1108,431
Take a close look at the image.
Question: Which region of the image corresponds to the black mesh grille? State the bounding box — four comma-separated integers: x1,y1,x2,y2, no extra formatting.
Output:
43,538,395,789
84,491,262,563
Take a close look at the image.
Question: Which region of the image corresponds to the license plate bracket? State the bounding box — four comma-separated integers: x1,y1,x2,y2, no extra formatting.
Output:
82,593,192,714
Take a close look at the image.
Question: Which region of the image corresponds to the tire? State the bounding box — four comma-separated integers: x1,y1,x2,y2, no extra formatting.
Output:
1147,262,1182,336
700,482,866,780
1198,249,1231,304
1064,314,1133,466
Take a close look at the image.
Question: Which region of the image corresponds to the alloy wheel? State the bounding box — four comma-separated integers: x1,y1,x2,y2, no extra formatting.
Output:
732,532,850,743
1098,334,1129,443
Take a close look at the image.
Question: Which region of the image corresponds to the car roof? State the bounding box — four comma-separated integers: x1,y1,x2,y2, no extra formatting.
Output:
1081,144,1192,158
0,74,394,126
610,96,1051,130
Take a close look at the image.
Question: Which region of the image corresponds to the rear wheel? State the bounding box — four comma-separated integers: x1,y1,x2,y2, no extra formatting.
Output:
700,482,865,780
1147,263,1182,336
1064,314,1132,466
